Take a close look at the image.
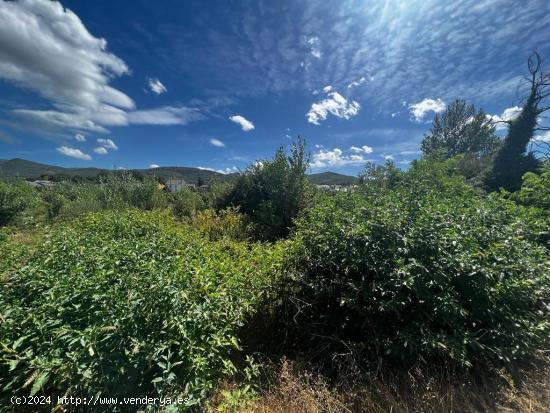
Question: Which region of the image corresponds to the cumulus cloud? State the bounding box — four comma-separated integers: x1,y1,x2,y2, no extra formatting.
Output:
97,138,118,150
409,98,446,121
305,36,321,59
74,133,86,142
56,145,91,160
350,145,374,154
0,0,134,131
307,92,360,125
93,146,108,155
149,164,160,169
532,130,550,142
128,106,204,125
198,166,239,174
147,78,167,95
209,138,225,148
310,146,368,169
229,115,255,131
322,85,332,93
487,106,522,130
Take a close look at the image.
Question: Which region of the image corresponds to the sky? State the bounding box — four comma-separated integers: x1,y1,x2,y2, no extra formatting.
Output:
0,0,549,175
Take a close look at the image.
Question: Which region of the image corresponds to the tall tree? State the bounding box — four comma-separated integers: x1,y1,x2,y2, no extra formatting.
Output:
421,99,499,159
485,52,549,192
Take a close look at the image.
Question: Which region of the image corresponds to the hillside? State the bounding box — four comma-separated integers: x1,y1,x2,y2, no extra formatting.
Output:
308,171,358,185
0,158,357,185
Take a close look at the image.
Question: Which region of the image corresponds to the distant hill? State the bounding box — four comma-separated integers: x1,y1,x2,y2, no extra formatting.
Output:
0,158,357,186
309,171,358,185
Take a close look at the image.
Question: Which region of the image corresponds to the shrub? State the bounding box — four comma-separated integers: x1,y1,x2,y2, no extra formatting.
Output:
0,181,38,226
171,187,204,219
193,208,251,241
0,210,283,409
287,160,550,367
224,139,311,240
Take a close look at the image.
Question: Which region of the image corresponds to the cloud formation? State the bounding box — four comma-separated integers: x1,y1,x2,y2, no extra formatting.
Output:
350,145,373,154
198,166,239,174
310,146,369,169
229,115,255,131
75,133,86,142
0,0,133,130
409,98,446,121
93,146,108,155
148,78,167,95
149,164,160,169
305,36,321,59
209,138,225,147
56,145,92,160
128,106,204,125
97,138,118,150
307,92,360,125
487,106,522,130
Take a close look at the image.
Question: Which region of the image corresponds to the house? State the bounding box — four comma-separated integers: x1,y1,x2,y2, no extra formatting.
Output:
165,178,195,192
27,180,56,189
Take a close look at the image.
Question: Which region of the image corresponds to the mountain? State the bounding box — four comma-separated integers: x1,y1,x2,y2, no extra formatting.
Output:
0,158,357,186
309,171,358,185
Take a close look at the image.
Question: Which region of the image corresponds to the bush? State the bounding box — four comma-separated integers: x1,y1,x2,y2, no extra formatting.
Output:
224,139,311,240
171,187,204,219
0,181,39,226
0,210,283,409
287,159,550,367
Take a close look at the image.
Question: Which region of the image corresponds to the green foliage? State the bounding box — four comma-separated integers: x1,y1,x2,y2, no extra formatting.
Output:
288,159,549,367
508,162,550,210
421,100,500,159
0,210,283,409
224,139,311,240
171,186,204,219
0,181,38,226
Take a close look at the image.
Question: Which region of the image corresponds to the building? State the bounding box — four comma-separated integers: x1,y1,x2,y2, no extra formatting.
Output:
165,178,194,192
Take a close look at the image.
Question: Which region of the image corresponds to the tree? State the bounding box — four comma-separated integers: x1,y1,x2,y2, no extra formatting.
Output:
421,99,499,159
224,138,311,240
485,52,549,192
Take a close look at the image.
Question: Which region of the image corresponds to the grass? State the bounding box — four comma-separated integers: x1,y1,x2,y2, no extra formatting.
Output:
237,355,550,413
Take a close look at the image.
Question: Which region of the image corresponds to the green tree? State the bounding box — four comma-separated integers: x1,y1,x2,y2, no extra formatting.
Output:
225,138,311,240
421,99,499,159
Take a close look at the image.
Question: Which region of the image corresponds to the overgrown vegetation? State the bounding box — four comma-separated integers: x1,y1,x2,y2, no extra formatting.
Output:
1,57,550,412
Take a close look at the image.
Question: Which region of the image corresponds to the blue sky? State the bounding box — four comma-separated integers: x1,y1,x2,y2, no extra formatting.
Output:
0,0,549,175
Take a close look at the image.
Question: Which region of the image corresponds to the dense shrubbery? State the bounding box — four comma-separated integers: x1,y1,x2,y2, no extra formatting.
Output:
0,181,38,226
0,210,283,409
223,139,311,240
286,160,550,367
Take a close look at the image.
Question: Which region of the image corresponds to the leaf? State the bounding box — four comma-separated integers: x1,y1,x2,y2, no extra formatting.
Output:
30,372,49,397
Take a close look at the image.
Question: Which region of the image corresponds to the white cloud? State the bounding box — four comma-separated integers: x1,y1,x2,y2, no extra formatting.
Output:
307,92,360,125
310,147,368,169
148,78,167,95
56,145,91,160
93,146,108,155
322,85,332,93
198,166,239,174
532,130,550,143
0,0,133,131
97,138,118,150
409,98,446,121
350,145,374,154
384,154,394,160
128,106,203,125
149,164,160,169
487,106,522,130
75,133,86,142
229,115,255,131
347,77,367,89
305,36,321,59
209,138,225,148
